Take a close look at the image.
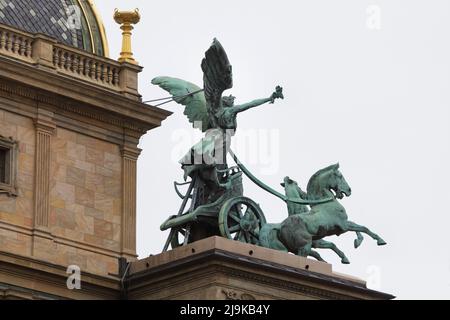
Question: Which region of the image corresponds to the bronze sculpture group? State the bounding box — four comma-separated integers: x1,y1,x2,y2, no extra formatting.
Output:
153,39,386,264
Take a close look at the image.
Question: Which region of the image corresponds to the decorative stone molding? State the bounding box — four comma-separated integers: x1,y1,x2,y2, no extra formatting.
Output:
222,289,256,300
214,265,347,300
0,219,122,259
0,78,162,136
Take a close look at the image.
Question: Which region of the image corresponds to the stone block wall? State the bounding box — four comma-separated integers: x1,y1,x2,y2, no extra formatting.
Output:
0,110,124,276
48,128,122,274
0,109,34,257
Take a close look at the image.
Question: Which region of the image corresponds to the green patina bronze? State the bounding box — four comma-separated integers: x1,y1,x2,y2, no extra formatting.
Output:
152,39,386,264
260,165,386,264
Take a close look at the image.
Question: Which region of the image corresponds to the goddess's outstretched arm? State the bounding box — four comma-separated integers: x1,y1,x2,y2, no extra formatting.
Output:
230,86,284,115
230,97,272,115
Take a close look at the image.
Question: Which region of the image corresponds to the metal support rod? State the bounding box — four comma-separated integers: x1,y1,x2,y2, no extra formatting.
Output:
143,89,204,104
162,175,197,252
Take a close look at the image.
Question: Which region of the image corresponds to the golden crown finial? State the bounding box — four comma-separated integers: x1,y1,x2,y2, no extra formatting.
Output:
113,8,141,64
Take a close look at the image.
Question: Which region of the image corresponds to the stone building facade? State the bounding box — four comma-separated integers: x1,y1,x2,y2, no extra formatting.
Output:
0,1,171,299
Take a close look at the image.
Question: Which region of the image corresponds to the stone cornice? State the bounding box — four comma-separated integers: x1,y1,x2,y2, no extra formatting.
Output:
0,55,172,135
0,76,165,138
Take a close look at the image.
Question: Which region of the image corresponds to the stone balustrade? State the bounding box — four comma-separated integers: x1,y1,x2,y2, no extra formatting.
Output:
53,45,121,90
0,25,34,62
0,23,141,99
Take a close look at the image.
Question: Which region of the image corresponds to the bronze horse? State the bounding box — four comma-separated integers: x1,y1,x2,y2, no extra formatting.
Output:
259,164,386,264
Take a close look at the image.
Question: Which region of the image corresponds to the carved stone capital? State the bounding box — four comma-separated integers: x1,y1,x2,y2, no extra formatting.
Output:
121,145,142,161
34,109,56,135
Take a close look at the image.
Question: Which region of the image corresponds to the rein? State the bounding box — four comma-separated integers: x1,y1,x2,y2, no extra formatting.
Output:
228,149,334,205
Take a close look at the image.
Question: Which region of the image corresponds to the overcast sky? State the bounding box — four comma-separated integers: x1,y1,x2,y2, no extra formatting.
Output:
96,0,450,299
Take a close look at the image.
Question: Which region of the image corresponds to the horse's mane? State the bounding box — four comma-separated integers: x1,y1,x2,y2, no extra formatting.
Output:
306,163,339,194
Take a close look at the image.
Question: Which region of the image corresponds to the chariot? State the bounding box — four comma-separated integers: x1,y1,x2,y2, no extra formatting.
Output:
160,151,332,252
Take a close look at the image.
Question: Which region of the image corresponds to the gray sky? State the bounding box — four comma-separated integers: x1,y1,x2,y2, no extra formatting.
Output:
96,0,450,299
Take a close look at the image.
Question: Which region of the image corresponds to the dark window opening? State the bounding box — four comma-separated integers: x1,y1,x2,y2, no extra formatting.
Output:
0,137,16,196
0,147,7,184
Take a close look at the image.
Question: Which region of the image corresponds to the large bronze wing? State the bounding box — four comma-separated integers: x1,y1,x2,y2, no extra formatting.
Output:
151,77,209,131
201,38,233,124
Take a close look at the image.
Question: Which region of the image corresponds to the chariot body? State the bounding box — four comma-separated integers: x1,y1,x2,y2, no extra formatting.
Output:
160,160,266,251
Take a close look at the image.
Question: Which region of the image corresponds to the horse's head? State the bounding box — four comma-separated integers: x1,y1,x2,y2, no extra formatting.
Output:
307,164,351,200
326,164,351,199
281,176,309,200
281,176,309,214
281,176,299,196
280,176,296,188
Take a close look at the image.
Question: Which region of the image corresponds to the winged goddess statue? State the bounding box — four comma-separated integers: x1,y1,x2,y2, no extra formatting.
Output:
152,39,283,183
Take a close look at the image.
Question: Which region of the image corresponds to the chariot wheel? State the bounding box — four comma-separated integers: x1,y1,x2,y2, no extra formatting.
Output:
219,197,266,245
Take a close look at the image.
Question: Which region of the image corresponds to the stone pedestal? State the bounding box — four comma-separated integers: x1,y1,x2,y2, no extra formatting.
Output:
125,237,394,300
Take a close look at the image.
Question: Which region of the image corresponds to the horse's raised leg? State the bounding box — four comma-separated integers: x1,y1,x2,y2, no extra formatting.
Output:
309,249,326,263
297,243,312,257
313,239,350,264
346,221,387,246
296,243,325,262
354,232,364,249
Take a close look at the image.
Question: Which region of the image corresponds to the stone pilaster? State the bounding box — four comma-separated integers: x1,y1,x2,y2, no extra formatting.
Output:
121,145,141,259
32,109,56,255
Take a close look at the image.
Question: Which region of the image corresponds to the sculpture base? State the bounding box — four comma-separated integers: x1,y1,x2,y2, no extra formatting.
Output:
125,236,393,300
